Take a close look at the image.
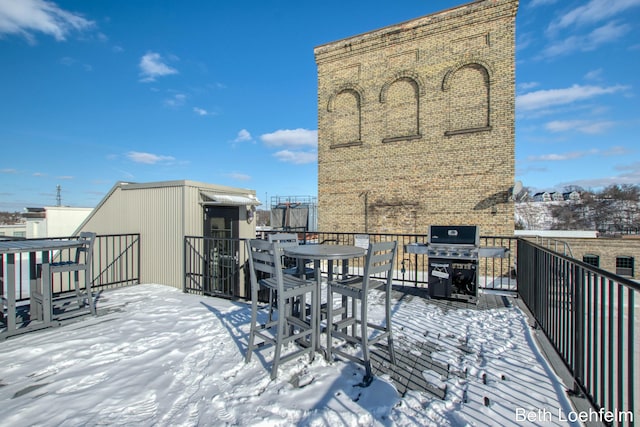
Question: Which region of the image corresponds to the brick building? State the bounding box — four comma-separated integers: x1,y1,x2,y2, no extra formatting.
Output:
314,0,518,236
520,234,640,280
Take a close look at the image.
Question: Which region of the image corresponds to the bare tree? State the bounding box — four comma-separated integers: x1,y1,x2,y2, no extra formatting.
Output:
0,211,23,225
548,184,640,233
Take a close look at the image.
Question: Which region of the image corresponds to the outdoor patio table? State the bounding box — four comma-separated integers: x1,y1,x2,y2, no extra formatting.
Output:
283,244,366,358
0,238,85,339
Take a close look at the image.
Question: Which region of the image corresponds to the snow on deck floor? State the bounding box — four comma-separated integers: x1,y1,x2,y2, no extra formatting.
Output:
0,284,579,426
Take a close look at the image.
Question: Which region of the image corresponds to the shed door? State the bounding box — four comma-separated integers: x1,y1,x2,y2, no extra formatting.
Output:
203,206,239,297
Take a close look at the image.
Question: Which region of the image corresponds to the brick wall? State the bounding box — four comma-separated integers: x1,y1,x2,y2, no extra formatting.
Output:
314,0,518,237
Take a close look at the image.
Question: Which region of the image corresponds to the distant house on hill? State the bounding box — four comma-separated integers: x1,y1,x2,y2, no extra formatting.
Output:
532,192,552,202
563,191,581,201
551,192,564,202
531,191,580,202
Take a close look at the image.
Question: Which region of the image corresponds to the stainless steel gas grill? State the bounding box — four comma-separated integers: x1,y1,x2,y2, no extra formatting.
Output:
425,225,480,302
403,225,477,302
404,225,510,302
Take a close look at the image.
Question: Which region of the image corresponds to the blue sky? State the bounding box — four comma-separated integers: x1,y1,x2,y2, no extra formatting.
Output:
0,0,639,212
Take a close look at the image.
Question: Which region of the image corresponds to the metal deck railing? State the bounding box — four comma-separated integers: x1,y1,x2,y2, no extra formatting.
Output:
183,232,518,299
517,239,638,426
2,233,140,303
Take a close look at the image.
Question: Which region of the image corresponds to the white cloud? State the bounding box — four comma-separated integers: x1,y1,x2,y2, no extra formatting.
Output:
126,151,175,165
545,120,587,132
1,168,18,174
517,81,540,91
529,0,558,6
603,146,631,156
548,0,640,32
59,56,92,71
192,106,218,117
116,169,135,180
260,128,317,148
273,150,317,164
527,146,627,163
540,22,630,58
588,21,631,46
0,0,94,43
139,52,178,83
545,119,616,134
516,84,628,112
234,129,252,143
163,93,186,108
258,128,318,164
562,163,640,188
226,172,251,181
516,32,534,52
540,0,640,58
584,69,603,81
527,151,592,162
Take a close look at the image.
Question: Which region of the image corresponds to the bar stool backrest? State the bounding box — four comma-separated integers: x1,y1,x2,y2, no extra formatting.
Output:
362,241,397,292
75,232,96,266
247,239,284,288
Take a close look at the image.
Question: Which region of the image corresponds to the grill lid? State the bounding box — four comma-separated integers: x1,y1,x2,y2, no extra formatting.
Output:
428,225,479,246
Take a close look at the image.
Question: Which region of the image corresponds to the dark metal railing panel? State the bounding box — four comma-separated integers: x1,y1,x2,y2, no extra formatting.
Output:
185,232,517,298
91,234,140,290
479,235,518,291
184,236,249,299
296,231,517,291
184,236,205,294
6,234,140,302
517,239,638,426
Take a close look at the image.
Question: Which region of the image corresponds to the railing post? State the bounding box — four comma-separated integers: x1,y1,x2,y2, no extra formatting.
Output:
183,236,187,293
573,263,585,397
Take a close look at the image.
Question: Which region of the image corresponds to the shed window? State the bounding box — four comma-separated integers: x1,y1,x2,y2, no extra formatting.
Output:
616,256,634,277
582,254,599,268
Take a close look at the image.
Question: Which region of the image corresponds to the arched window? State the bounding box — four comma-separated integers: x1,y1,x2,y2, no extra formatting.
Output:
381,77,420,142
328,88,361,147
444,63,491,135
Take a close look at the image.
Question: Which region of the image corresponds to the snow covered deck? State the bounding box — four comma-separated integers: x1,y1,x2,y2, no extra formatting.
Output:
0,284,578,426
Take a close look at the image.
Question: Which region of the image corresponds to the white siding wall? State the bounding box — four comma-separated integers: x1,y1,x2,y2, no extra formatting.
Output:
45,207,93,237
0,224,27,237
25,219,46,238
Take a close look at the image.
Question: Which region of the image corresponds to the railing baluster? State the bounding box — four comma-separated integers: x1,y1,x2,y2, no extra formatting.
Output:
617,285,623,425
600,276,607,410
627,291,635,426
608,279,614,419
